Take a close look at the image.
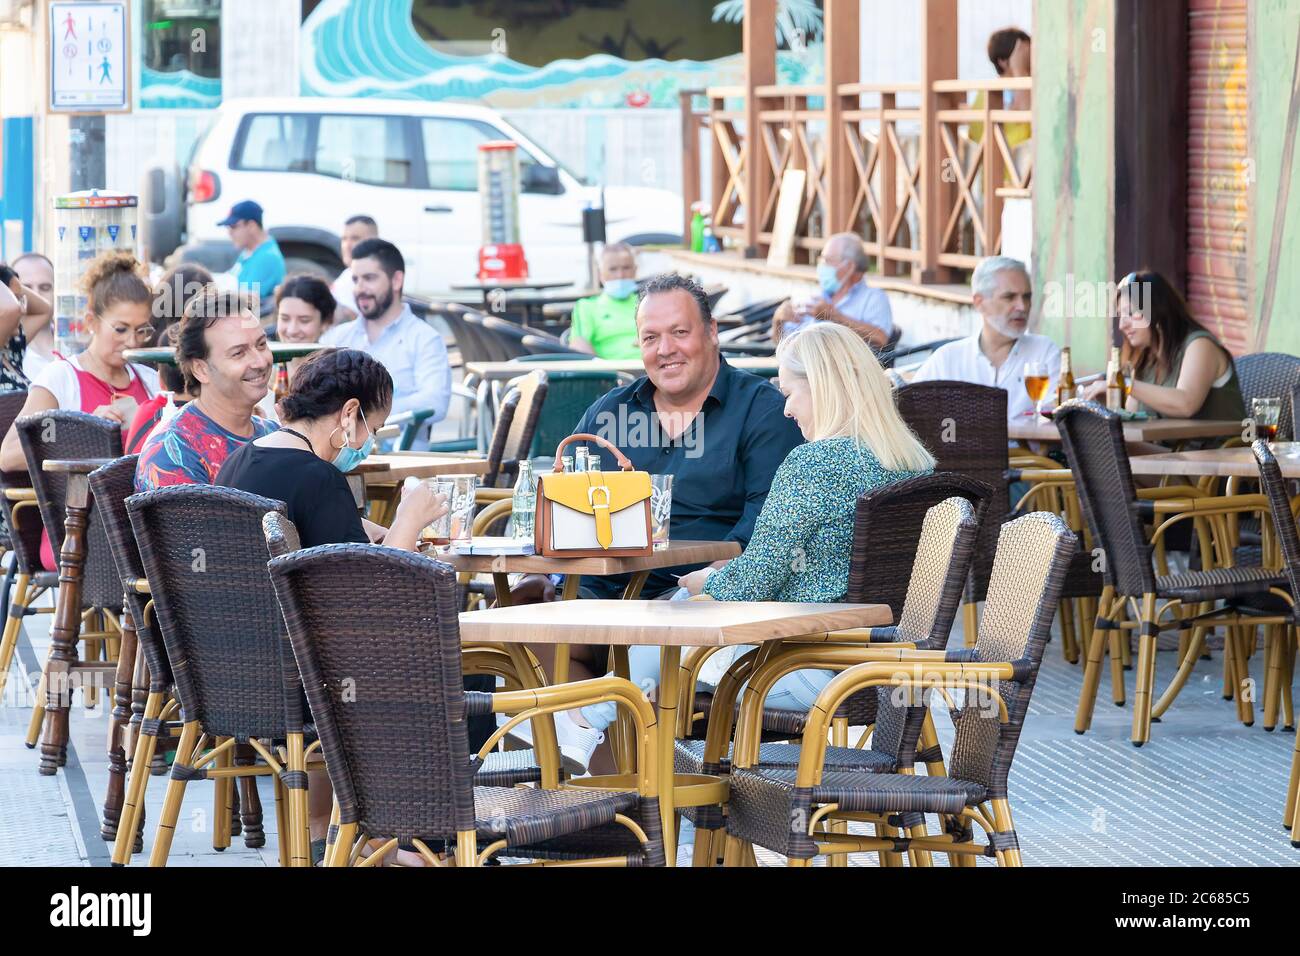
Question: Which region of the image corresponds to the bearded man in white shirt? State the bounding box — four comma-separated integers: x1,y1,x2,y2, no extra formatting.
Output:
910,255,1059,425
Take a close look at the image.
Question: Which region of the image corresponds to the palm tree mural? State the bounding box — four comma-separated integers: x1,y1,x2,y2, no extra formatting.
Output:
711,0,824,49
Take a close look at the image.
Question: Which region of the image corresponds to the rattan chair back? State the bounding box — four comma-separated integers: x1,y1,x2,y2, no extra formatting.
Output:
497,370,547,482
895,381,1009,600
15,409,124,609
895,495,981,646
848,471,992,629
262,511,302,559
1236,352,1300,440
1054,400,1156,596
126,485,301,740
1251,441,1300,604
267,543,476,840
861,493,984,763
947,512,1075,798
480,389,519,488
88,455,172,689
0,392,43,575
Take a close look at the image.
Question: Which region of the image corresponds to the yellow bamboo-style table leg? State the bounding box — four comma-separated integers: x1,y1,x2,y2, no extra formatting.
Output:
658,645,682,867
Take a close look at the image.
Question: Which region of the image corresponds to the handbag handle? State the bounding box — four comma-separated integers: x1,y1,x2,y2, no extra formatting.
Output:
552,433,634,472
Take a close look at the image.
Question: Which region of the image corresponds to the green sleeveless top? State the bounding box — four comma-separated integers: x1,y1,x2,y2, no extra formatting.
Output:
1136,330,1245,421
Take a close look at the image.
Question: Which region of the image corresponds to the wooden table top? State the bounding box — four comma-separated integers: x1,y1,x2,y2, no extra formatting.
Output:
458,599,891,647
1126,443,1300,479
1009,416,1243,443
435,539,740,576
464,357,779,381
353,454,488,484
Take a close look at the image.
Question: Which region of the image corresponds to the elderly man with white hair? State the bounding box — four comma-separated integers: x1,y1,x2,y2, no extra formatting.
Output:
910,255,1059,425
778,232,894,349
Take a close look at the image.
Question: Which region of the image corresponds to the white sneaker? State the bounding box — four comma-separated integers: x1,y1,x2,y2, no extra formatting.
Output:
497,710,605,775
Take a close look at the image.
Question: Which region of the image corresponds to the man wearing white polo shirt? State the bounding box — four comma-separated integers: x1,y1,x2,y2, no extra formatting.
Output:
321,238,451,424
910,256,1058,425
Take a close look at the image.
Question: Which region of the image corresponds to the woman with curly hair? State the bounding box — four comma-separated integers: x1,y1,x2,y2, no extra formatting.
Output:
0,250,159,471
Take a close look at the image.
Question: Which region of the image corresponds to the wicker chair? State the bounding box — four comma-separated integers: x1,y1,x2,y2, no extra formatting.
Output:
93,456,173,857
482,369,547,489
678,471,992,740
126,485,318,867
677,488,984,865
261,509,543,789
0,392,56,705
266,542,666,866
722,511,1076,866
1248,442,1300,843
681,472,995,745
91,457,268,862
1237,352,1300,441
1057,401,1290,745
15,410,124,773
896,381,1011,645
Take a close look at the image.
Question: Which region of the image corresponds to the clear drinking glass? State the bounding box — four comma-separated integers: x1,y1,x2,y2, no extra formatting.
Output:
422,475,477,551
1253,398,1282,443
1023,360,1050,418
651,474,673,551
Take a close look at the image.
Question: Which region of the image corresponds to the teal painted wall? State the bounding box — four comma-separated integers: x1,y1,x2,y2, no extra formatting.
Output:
1032,0,1116,374
1252,0,1300,355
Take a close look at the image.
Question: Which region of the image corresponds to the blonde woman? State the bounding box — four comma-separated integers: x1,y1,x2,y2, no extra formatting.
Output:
571,322,936,737
678,321,935,603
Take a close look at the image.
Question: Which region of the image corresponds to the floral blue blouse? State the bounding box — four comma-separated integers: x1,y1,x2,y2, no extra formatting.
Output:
704,437,932,603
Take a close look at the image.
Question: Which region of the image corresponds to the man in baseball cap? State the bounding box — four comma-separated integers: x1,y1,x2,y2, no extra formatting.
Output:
219,199,286,301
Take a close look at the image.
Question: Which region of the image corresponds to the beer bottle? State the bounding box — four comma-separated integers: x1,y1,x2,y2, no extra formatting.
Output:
1056,347,1076,407
1105,347,1124,411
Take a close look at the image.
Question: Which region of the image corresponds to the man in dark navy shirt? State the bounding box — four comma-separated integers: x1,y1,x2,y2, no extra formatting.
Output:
572,273,804,599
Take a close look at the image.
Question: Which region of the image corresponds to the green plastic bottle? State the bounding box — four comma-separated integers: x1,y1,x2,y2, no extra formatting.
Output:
690,208,706,252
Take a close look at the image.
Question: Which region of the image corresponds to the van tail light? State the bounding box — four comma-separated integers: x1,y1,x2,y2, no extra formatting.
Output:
188,169,220,204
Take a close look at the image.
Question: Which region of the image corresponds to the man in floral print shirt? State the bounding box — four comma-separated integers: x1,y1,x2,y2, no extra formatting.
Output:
135,289,277,491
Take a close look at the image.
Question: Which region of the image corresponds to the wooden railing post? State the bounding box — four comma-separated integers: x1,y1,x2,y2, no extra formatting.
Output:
880,90,899,277
825,0,861,238
919,0,959,283
680,90,702,245
983,92,1005,256
742,0,777,258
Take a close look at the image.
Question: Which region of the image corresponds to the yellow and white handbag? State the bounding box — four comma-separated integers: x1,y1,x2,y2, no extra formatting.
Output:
534,434,653,558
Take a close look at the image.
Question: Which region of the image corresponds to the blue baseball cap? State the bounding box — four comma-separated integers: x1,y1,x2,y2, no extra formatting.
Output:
217,199,263,227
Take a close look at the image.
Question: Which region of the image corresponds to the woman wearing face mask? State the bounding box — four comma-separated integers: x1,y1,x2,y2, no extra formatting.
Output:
569,242,640,359
215,347,446,551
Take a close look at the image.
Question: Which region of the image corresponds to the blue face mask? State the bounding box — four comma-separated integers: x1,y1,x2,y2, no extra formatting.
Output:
816,262,843,298
332,409,375,473
603,278,637,300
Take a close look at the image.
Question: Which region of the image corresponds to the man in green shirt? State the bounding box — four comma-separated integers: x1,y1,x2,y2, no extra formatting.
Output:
569,242,640,359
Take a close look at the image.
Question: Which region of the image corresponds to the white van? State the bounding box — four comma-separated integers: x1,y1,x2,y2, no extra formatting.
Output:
150,97,683,295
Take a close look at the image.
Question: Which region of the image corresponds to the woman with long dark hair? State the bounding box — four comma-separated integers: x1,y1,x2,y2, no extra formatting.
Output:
1084,269,1245,420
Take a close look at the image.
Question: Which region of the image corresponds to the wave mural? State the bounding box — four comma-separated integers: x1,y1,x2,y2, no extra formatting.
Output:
140,67,222,110
301,0,818,108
